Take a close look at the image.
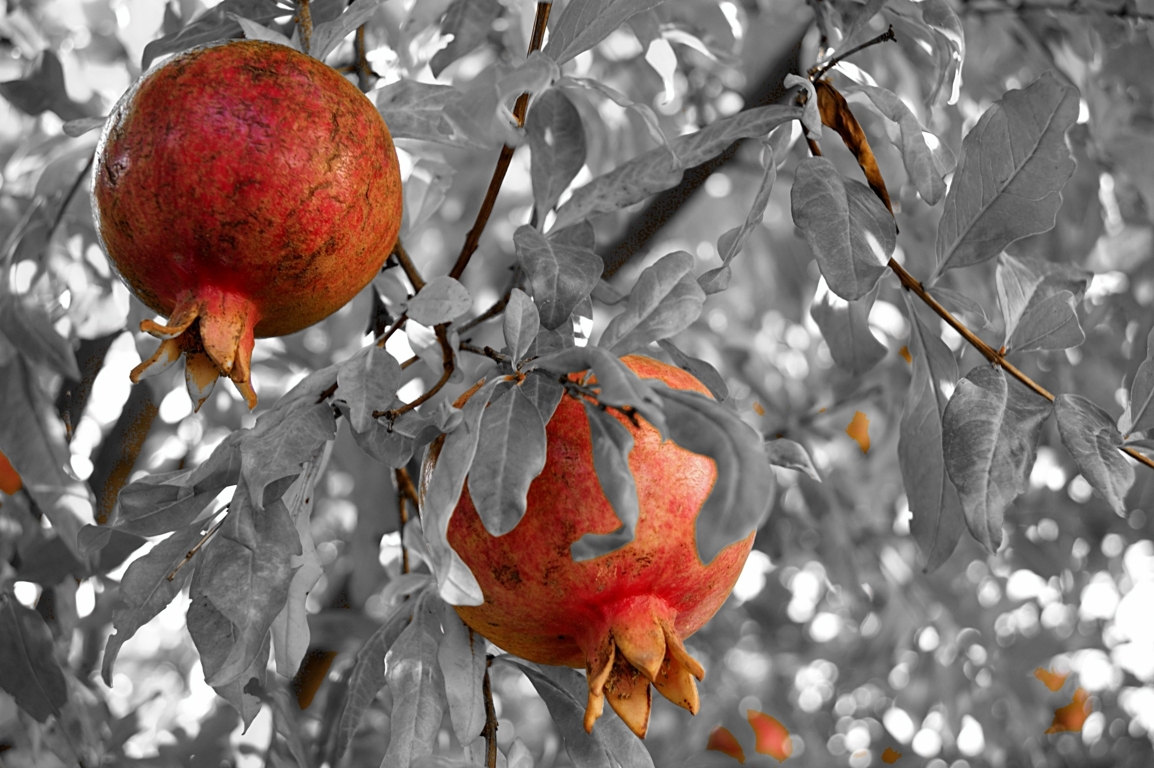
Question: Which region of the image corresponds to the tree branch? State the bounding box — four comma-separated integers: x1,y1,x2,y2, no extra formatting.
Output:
393,239,425,291
448,2,552,281
482,657,498,768
394,468,416,574
810,26,896,81
297,0,313,55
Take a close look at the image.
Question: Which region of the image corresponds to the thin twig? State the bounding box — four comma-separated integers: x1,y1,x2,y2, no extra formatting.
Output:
385,327,455,420
460,341,509,364
448,2,552,281
354,24,374,92
458,268,523,333
297,0,313,55
376,312,408,349
811,26,896,80
49,153,95,242
393,239,426,291
394,468,415,574
167,516,226,581
482,658,498,768
401,354,419,370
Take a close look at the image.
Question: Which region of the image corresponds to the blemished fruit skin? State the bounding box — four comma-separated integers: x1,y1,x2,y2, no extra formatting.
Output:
92,39,402,409
438,355,755,738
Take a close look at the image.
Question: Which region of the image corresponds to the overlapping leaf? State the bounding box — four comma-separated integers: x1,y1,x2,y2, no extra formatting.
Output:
1006,291,1084,354
407,276,472,326
527,88,588,219
1055,395,1133,515
570,402,640,560
383,595,445,766
942,366,1052,552
543,0,668,65
599,251,705,355
514,226,603,330
701,141,778,294
996,251,1090,340
503,289,540,364
0,594,68,722
656,339,728,402
765,439,821,482
240,398,337,508
935,74,1078,275
0,294,81,379
437,602,487,747
141,0,282,69
531,346,666,436
468,386,548,536
810,279,887,376
337,345,403,433
791,157,893,301
1129,327,1154,435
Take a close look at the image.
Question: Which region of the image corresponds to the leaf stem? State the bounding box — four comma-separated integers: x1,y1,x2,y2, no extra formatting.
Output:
448,2,552,281
354,24,375,91
811,25,895,81
297,0,313,55
460,341,509,364
167,515,226,581
483,657,498,768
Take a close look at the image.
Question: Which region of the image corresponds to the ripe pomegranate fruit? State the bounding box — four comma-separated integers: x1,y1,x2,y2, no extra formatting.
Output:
92,40,402,409
430,355,755,738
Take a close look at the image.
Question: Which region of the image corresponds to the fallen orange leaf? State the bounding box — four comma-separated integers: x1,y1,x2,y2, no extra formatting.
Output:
814,79,894,216
881,746,902,763
899,345,912,364
1046,687,1091,733
707,725,746,764
747,710,792,762
753,402,766,416
846,410,870,453
1034,667,1068,692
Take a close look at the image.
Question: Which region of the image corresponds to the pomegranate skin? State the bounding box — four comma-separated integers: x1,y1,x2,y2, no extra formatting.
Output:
93,40,402,407
440,355,755,736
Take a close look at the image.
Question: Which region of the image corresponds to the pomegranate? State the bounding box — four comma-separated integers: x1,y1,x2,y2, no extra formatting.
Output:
92,40,402,409
434,355,755,738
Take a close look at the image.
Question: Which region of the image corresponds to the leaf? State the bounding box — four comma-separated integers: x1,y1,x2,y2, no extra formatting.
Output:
557,76,670,156
552,104,801,231
0,292,81,380
503,289,540,364
229,13,296,48
374,81,476,147
935,73,1079,275
570,402,640,560
270,457,327,677
527,88,588,219
0,49,92,121
530,346,666,436
332,601,415,761
765,439,820,481
520,373,565,425
1130,327,1154,434
810,279,887,376
1006,291,1084,354
430,0,502,75
784,74,821,139
711,140,777,276
190,479,302,687
942,366,1052,552
310,0,383,61
900,299,965,572
844,83,947,205
1055,395,1133,515
996,252,1091,340
209,632,269,728
241,399,337,509
600,252,704,354
791,157,893,301
338,346,403,433
656,340,728,402
142,0,283,69
102,520,208,685
932,287,992,330
814,80,893,215
408,276,473,326
652,385,774,563
420,377,503,605
0,594,68,722
543,0,668,65
437,603,487,747
383,595,446,767
467,386,548,536
514,225,603,330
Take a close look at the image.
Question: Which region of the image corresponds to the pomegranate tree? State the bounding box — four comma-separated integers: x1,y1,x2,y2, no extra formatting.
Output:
92,39,402,409
433,355,756,739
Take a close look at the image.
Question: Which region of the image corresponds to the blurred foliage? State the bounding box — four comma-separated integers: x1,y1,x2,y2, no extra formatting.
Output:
1,1,1154,767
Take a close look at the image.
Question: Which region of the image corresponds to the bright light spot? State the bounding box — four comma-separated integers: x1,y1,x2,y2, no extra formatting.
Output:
231,705,272,768
957,715,985,755
883,707,915,743
645,38,678,105
880,546,912,585
869,300,908,339
1080,573,1120,621
74,579,96,618
1119,686,1154,735
1102,533,1125,558
917,626,940,652
1006,569,1059,603
70,453,94,480
1073,648,1121,691
718,1,743,40
705,173,732,198
845,723,870,751
159,385,193,424
13,581,40,608
1078,99,1090,124
725,648,771,682
733,550,775,603
809,612,842,643
1029,447,1066,491
911,728,942,757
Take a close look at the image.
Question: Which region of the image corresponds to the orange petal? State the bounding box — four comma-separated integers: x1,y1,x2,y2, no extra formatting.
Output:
652,620,703,714
899,346,912,364
1034,667,1068,692
612,605,667,683
881,746,902,763
846,410,870,453
1046,687,1090,733
707,725,746,763
604,651,651,739
130,337,183,383
139,293,200,339
0,450,22,495
583,632,615,734
184,349,220,413
747,710,792,762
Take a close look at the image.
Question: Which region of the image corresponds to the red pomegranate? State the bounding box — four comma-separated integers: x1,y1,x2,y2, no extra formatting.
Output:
432,355,755,738
92,40,402,409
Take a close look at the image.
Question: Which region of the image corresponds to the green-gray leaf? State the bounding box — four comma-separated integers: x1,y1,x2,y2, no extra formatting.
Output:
543,0,668,65
430,0,502,76
0,594,68,722
791,157,893,301
468,386,547,536
514,225,603,330
504,288,540,364
1130,327,1154,434
241,399,337,508
599,251,705,355
530,347,666,436
935,73,1078,275
1006,291,1084,354
437,601,487,746
528,88,587,219
656,339,728,402
408,276,472,326
1055,395,1133,515
383,594,445,767
810,280,887,376
0,294,81,380
942,365,1052,552
571,402,639,560
338,345,403,433
765,439,820,481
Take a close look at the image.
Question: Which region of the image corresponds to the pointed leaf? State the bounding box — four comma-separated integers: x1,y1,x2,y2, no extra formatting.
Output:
570,402,640,560
504,289,540,364
468,386,548,536
209,633,269,728
0,294,81,380
514,226,603,330
791,157,893,301
528,88,588,218
0,594,68,722
102,520,208,684
520,372,565,425
810,279,887,375
656,340,728,402
502,661,614,768
932,287,992,330
0,49,91,121
599,252,705,354
765,439,820,481
229,13,296,47
900,300,965,572
311,0,386,61
344,401,417,468
408,276,472,326
935,73,1078,274
241,400,337,509
543,0,668,65
996,252,1091,339
1006,291,1084,354
1055,395,1133,515
383,595,445,767
142,0,283,69
430,0,502,75
942,366,1052,552
1130,327,1154,434
374,81,474,147
652,385,774,563
438,603,487,746
530,347,666,436
814,80,893,214
338,346,403,433
715,141,777,269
